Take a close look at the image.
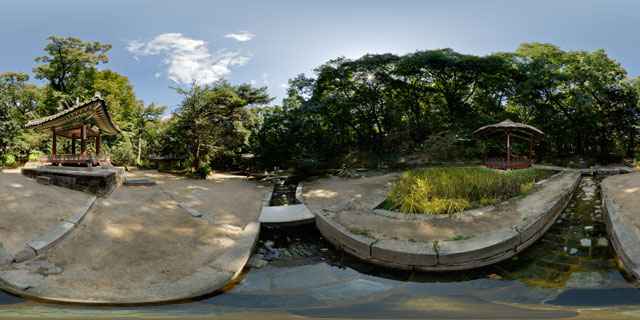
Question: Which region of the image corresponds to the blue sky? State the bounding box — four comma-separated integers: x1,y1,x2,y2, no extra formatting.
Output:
1,0,639,113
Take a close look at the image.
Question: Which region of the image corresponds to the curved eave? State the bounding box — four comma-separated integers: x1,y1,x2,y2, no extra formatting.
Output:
25,97,121,135
473,122,544,140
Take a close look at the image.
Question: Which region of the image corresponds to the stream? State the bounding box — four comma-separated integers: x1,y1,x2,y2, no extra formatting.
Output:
2,175,640,318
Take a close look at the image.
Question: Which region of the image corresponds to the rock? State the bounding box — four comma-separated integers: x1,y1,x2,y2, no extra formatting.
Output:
13,247,36,263
598,238,609,247
580,239,592,247
0,243,12,265
0,270,44,290
569,248,578,255
565,272,606,288
584,226,593,230
264,240,275,249
247,255,269,269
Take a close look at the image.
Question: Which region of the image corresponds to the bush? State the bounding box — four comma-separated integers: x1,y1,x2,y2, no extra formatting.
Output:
197,165,212,178
0,154,16,167
28,150,42,162
386,167,554,215
110,140,136,166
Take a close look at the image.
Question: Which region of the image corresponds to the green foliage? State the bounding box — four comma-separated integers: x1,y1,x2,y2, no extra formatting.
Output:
109,138,136,166
28,150,42,162
386,167,553,215
171,81,271,171
0,154,16,167
196,165,212,178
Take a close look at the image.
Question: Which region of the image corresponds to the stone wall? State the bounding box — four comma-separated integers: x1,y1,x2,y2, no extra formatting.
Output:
315,171,581,271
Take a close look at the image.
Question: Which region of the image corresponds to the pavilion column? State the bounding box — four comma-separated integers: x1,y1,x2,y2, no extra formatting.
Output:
81,123,87,156
71,134,76,155
96,129,101,156
484,140,487,166
52,130,57,156
529,137,533,167
506,131,511,169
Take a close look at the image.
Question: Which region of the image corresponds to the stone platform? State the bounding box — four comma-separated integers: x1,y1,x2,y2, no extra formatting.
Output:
259,204,315,226
21,166,125,197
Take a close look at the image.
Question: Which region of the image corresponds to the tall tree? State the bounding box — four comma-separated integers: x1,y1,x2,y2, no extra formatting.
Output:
173,81,271,171
133,102,167,163
33,36,111,114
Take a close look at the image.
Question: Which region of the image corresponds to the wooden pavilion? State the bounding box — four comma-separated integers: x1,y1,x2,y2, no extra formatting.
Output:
25,92,120,166
473,119,544,170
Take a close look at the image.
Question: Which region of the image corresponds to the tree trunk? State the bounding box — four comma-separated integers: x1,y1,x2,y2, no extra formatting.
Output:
136,130,142,164
194,136,201,171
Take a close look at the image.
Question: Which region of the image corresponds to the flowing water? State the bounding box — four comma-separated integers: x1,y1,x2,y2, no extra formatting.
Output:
2,175,640,319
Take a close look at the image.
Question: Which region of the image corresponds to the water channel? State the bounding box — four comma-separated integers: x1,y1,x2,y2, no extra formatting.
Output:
2,175,640,319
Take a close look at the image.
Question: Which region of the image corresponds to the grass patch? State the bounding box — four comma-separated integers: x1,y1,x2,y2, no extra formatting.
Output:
385,167,554,215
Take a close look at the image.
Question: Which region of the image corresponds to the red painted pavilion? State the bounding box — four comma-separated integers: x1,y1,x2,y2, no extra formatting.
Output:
473,119,544,170
25,92,120,166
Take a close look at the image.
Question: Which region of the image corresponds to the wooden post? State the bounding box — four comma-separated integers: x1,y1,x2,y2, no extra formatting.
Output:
81,124,87,156
52,130,57,155
529,136,533,167
506,131,510,169
484,139,487,166
96,129,101,157
71,134,76,155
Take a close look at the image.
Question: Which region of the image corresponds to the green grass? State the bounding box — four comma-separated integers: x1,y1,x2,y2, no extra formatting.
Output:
385,167,554,215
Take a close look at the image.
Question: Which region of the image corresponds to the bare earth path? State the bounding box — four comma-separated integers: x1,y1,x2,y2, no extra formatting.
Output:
127,170,267,228
0,169,267,303
0,168,93,255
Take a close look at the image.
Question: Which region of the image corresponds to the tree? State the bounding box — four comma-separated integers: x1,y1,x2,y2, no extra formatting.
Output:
0,72,41,155
173,81,271,171
133,102,167,163
33,36,111,114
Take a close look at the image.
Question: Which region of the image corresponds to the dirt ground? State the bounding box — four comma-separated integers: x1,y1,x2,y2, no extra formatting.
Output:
303,171,577,242
20,183,238,296
603,172,640,240
0,168,93,255
127,170,268,228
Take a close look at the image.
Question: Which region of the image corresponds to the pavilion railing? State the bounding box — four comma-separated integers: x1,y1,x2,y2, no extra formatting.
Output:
486,158,531,169
40,154,111,164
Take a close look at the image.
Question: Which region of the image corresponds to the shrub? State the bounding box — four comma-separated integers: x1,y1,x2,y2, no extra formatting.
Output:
110,140,136,166
0,154,16,167
28,150,42,162
386,167,553,215
197,165,212,178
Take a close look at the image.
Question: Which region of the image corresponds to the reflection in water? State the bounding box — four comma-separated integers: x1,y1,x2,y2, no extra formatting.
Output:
2,176,640,319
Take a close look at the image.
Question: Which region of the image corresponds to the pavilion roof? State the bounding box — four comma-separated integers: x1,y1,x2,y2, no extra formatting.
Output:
473,119,544,140
25,93,121,137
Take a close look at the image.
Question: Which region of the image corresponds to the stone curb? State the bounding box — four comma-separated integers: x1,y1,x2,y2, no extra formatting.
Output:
209,221,261,278
14,196,98,262
0,222,262,305
295,182,304,204
261,183,275,208
159,186,241,232
310,170,580,271
602,176,640,279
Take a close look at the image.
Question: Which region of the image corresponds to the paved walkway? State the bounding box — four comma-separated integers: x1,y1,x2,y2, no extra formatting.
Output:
601,172,640,278
0,169,266,304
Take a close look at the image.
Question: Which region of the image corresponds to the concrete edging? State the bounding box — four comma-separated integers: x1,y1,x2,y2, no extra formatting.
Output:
13,196,98,262
601,176,640,278
313,170,580,271
0,222,262,305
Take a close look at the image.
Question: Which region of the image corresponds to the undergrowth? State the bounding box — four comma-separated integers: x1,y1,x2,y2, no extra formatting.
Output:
385,167,554,215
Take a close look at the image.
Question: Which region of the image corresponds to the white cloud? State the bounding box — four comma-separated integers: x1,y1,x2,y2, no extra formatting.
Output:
133,56,140,62
279,83,288,89
153,72,161,79
261,72,270,85
224,31,256,42
127,33,249,85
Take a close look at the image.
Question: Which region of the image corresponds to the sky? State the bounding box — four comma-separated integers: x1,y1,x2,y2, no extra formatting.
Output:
1,0,640,114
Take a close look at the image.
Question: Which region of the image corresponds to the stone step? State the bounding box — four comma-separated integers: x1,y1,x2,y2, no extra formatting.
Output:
124,178,156,186
36,175,54,185
259,204,315,226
